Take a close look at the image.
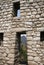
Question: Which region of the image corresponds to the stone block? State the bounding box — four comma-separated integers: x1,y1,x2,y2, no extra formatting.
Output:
34,57,41,62
28,56,33,61
28,61,38,65
29,0,33,3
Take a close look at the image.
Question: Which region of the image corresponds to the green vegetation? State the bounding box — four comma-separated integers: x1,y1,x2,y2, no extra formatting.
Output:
19,44,27,62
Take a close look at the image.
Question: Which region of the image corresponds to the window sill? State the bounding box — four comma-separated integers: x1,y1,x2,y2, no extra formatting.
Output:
13,16,21,20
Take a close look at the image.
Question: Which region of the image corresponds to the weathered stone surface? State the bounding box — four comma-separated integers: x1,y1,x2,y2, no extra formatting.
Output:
29,0,33,3
28,56,33,61
34,57,41,62
28,61,38,65
0,0,44,65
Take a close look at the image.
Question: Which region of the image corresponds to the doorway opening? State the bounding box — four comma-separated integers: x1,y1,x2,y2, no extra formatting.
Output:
16,31,28,65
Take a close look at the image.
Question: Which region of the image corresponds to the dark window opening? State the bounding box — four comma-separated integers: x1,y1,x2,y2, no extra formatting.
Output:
15,31,28,65
40,31,44,41
0,33,3,46
13,2,20,17
0,7,1,10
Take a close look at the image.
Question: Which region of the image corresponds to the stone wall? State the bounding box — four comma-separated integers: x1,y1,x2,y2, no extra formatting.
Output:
0,0,44,65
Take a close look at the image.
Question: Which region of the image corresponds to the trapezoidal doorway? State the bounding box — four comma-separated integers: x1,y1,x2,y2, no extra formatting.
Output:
16,31,28,65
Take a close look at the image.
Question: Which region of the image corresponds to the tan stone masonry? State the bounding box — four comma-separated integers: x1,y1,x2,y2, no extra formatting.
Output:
0,0,44,65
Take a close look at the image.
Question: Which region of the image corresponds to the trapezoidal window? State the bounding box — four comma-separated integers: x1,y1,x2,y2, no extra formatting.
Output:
0,33,3,46
13,1,20,17
15,31,28,65
40,31,44,41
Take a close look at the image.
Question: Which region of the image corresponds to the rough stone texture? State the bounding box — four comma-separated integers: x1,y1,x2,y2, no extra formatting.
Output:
0,0,44,65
